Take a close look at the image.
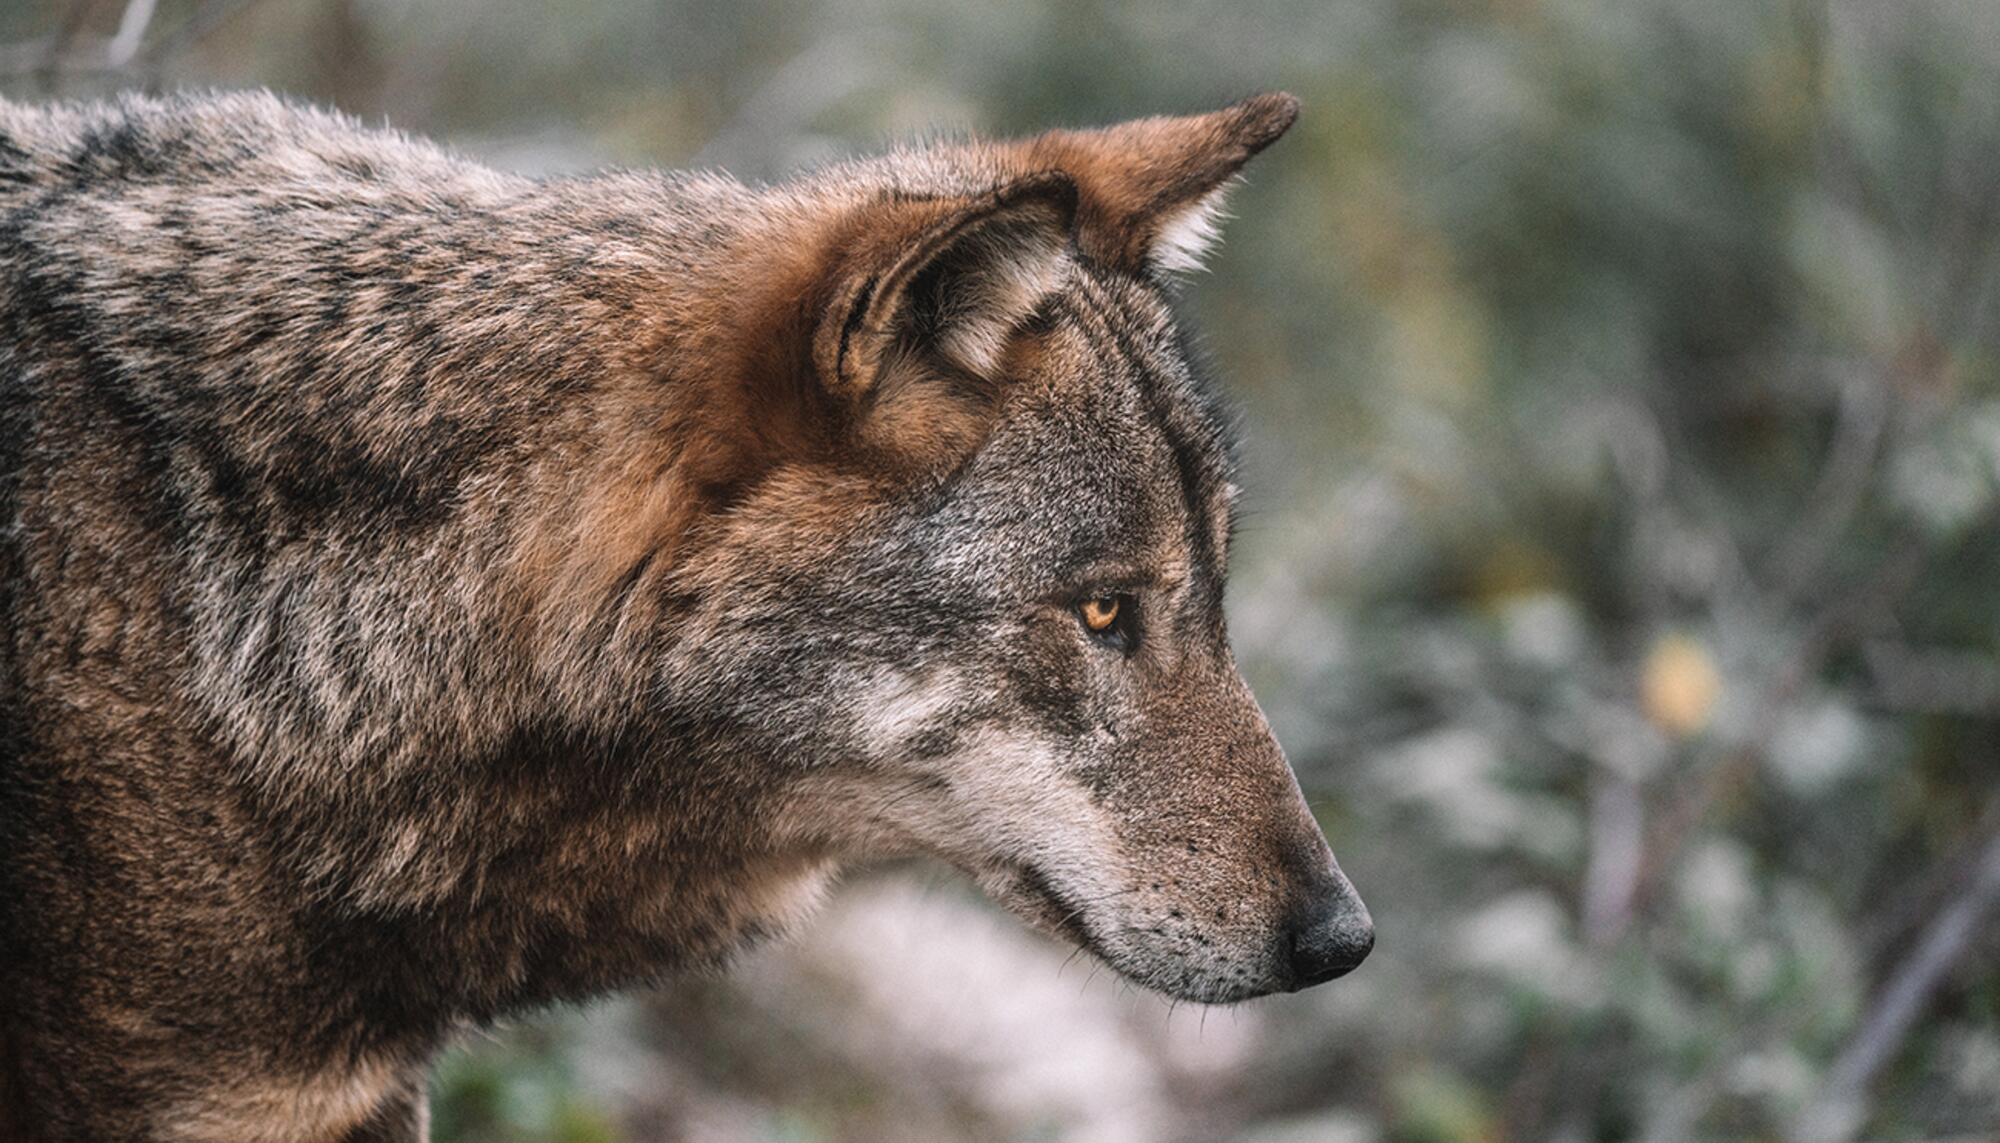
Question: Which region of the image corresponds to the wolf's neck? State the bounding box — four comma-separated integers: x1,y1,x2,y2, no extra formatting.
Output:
179,177,772,779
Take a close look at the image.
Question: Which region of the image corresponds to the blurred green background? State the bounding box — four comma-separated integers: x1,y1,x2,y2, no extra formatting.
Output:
7,1,2000,1139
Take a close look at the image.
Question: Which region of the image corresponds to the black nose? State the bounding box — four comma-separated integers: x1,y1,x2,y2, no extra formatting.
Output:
1285,891,1374,989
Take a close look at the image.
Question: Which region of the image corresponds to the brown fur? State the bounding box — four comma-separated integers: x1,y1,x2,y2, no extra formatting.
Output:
0,90,1367,1140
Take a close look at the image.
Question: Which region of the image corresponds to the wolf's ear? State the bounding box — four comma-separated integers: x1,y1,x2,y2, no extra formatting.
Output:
812,172,1079,398
1020,92,1298,276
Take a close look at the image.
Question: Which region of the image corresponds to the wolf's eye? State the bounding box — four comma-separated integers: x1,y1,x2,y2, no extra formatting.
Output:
1075,594,1138,652
1079,597,1120,632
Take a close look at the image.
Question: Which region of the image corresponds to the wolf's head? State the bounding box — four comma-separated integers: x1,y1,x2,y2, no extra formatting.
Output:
636,94,1369,1002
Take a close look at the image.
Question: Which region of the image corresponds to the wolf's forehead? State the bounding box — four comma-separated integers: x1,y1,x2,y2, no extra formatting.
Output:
1042,276,1237,543
1070,274,1232,445
926,272,1239,606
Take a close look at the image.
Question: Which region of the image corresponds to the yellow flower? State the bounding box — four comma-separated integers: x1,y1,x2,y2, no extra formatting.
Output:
1643,633,1721,737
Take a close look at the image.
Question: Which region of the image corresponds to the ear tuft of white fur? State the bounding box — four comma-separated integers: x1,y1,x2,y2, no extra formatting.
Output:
935,228,1071,377
1150,186,1233,276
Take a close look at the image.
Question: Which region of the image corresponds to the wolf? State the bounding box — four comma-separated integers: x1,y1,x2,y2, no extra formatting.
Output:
0,88,1372,1140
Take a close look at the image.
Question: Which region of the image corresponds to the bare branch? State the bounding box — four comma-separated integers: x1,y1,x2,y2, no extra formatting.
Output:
0,0,256,85
104,0,159,70
1767,367,1891,600
1790,828,2000,1142
1580,772,1644,947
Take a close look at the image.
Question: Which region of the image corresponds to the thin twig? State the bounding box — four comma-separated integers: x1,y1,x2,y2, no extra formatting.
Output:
1580,772,1644,946
0,0,256,85
1789,827,2000,1143
1860,797,2000,960
103,0,158,69
1766,368,1890,600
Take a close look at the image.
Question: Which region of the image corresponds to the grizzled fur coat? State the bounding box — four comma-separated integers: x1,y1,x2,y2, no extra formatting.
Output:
0,90,1370,1140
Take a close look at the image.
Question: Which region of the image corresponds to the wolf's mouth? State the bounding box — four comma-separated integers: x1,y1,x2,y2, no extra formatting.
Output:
1002,861,1101,952
999,861,1248,1004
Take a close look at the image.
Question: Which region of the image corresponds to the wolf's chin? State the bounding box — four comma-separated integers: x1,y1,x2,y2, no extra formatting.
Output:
986,862,1283,1006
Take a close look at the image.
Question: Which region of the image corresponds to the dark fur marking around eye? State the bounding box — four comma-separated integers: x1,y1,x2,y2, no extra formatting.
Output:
1077,592,1140,654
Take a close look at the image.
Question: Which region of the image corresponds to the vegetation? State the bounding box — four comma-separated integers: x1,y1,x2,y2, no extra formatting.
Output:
8,0,1998,1138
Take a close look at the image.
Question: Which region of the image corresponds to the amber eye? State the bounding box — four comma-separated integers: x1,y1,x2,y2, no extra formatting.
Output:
1078,596,1121,633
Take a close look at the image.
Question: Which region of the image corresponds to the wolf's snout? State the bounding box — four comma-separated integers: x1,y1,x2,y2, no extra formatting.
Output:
1283,882,1374,989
